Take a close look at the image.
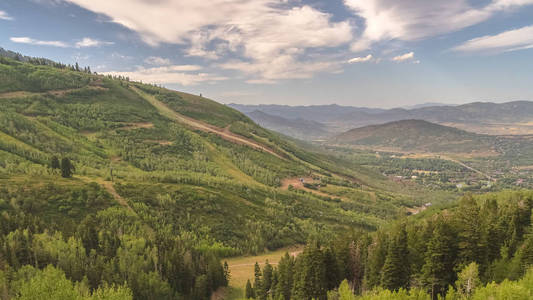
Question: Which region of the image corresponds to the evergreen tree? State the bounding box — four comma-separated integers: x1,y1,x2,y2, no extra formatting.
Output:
50,156,60,169
245,279,254,299
381,224,410,291
223,261,230,286
364,232,388,290
253,262,264,300
60,157,75,178
348,240,364,294
292,242,327,300
456,195,486,270
276,252,294,300
324,247,340,290
422,218,458,300
262,260,273,296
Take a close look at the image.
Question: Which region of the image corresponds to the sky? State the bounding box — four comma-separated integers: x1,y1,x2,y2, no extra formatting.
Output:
1,0,533,108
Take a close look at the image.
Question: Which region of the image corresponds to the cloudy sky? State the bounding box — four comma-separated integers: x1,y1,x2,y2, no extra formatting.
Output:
1,0,533,107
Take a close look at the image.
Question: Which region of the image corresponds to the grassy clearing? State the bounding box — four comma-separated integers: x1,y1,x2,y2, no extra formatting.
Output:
223,245,304,300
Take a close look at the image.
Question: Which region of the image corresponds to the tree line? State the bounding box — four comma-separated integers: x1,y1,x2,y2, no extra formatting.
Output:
244,191,533,299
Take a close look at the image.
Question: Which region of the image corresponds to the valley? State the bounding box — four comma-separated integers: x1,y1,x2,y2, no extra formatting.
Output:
0,47,532,300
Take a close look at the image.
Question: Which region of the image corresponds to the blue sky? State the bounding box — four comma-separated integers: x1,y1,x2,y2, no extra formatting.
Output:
1,0,533,107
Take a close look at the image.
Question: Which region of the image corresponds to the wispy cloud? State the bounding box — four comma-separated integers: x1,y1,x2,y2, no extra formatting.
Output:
219,56,343,84
61,0,352,82
0,10,13,20
103,65,224,86
10,37,68,47
452,25,533,53
392,52,415,62
344,0,533,51
144,56,171,66
348,54,374,63
75,37,113,48
11,36,113,48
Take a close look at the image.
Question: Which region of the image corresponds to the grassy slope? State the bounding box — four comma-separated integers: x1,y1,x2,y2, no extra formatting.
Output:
0,57,452,254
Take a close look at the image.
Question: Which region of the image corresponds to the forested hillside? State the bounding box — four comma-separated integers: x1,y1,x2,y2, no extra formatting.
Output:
329,120,496,154
244,190,533,300
0,52,448,299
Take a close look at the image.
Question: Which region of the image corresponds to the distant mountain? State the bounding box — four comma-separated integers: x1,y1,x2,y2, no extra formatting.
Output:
402,102,456,109
229,101,533,140
247,110,329,140
328,120,496,154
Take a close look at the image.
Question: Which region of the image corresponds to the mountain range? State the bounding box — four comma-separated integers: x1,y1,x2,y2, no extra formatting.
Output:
229,101,533,140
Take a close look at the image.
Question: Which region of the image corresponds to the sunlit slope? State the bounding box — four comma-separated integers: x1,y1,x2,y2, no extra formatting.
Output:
0,56,449,255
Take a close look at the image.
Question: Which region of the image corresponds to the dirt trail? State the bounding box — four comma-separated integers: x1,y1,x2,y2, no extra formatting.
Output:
130,86,285,160
100,180,132,210
77,176,133,211
0,86,106,99
281,177,343,200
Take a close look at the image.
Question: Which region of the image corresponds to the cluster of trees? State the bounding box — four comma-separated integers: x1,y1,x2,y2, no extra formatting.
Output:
0,201,229,299
50,156,75,178
244,191,533,299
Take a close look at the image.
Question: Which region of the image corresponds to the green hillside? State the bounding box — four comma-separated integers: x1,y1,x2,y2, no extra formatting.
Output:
0,54,457,299
329,119,496,154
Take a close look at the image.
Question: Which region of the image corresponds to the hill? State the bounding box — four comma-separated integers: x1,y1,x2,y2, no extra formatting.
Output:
230,101,533,140
0,52,454,298
329,120,496,154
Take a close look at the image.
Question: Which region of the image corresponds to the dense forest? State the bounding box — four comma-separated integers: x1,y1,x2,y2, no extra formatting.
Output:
245,191,533,299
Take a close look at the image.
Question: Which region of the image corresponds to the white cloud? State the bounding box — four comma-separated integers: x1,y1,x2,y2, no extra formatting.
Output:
11,36,112,48
452,25,533,53
0,10,13,20
219,55,343,83
75,37,113,48
61,0,353,81
144,56,171,66
10,37,69,47
348,54,373,63
344,0,533,51
392,52,415,62
103,65,224,86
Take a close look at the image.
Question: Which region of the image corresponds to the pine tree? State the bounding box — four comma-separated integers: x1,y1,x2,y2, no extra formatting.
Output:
348,240,364,294
245,279,254,299
276,252,294,300
324,247,340,290
456,195,486,269
380,224,409,291
262,260,273,296
61,157,75,178
223,261,230,286
364,232,388,290
50,156,60,169
293,241,327,300
422,218,458,300
253,262,264,300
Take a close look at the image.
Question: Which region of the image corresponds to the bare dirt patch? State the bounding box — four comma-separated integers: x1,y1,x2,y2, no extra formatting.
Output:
117,122,154,130
144,140,173,145
280,177,343,200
